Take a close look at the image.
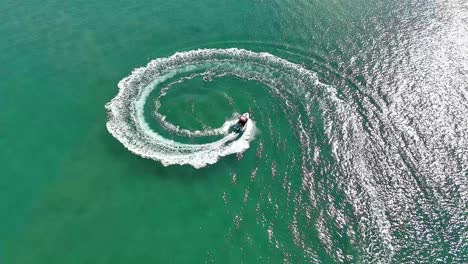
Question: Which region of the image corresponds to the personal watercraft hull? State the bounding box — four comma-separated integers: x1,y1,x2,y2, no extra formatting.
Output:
231,113,250,133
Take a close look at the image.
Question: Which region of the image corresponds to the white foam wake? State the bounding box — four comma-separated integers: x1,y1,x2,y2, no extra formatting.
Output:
105,48,320,168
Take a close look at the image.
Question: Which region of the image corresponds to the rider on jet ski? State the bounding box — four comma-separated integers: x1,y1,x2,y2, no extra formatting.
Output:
237,115,248,127
232,113,249,133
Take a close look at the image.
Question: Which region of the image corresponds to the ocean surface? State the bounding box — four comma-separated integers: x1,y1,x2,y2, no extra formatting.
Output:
1,0,467,263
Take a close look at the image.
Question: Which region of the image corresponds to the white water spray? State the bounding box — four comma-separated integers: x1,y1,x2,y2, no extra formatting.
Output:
105,48,321,168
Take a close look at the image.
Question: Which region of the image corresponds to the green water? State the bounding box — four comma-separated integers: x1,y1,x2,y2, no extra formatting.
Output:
1,0,467,263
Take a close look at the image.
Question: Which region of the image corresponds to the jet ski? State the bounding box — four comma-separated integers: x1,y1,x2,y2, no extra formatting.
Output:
231,113,250,133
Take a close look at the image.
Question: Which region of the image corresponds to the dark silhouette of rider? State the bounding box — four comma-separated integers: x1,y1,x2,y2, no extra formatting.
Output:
237,116,248,126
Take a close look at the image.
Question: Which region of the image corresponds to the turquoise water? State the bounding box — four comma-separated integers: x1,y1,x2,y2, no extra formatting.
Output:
1,0,467,263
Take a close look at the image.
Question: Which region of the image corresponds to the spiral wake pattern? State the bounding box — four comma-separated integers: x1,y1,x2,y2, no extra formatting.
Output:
105,48,328,168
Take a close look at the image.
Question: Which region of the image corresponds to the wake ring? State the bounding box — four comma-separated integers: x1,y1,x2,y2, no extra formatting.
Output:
105,48,323,168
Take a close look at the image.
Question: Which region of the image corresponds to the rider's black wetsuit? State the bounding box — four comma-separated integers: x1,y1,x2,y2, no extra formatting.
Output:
237,116,248,126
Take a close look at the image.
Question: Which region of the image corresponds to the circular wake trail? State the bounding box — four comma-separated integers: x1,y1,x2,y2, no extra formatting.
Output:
105,48,322,168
